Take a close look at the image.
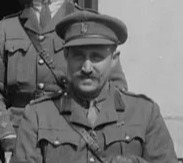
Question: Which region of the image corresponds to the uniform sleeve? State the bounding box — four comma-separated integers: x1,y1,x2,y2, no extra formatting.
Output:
0,19,15,140
143,102,178,163
10,105,43,163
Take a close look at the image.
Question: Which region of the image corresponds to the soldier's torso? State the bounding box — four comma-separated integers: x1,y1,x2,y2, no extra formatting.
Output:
4,16,65,100
0,8,68,127
31,87,154,163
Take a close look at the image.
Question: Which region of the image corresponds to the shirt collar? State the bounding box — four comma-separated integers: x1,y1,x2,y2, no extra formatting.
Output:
54,82,125,128
32,0,64,17
68,82,109,110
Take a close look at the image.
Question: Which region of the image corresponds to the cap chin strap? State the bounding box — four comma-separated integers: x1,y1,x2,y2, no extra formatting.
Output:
65,34,117,45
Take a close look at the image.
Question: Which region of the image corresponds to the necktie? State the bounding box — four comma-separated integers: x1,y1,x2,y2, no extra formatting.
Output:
40,2,51,29
87,101,97,126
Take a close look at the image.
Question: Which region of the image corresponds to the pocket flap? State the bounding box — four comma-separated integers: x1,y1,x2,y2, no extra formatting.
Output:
103,125,145,146
38,128,80,147
5,39,31,53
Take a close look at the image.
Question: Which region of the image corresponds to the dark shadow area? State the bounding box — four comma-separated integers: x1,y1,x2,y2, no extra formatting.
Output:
0,0,22,19
0,0,98,20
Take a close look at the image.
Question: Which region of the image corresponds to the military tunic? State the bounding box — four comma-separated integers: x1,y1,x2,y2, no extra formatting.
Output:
11,85,178,163
0,2,128,139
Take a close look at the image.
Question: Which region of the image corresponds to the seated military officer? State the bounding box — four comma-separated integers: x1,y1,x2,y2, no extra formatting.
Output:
10,10,178,163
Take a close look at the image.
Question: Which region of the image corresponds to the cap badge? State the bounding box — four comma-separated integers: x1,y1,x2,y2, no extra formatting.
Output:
80,22,88,34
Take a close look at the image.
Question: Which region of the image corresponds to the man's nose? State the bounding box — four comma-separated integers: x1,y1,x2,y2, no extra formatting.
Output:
81,60,93,75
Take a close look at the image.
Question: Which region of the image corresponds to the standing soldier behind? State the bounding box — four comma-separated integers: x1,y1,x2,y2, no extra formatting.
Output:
0,0,128,161
0,0,76,162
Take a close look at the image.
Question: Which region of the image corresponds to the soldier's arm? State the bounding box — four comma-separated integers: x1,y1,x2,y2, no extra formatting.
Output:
143,102,178,163
10,105,42,163
0,19,16,142
105,101,178,163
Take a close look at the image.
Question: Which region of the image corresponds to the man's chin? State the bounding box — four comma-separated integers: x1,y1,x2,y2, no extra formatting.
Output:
76,85,99,99
79,86,97,94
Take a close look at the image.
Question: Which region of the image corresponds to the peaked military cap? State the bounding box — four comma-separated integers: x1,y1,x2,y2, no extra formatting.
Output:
56,10,128,47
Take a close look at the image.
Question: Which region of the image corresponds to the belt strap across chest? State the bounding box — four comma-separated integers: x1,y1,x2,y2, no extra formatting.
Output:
53,99,105,163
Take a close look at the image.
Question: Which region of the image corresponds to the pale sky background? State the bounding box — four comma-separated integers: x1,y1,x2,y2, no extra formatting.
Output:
99,0,183,157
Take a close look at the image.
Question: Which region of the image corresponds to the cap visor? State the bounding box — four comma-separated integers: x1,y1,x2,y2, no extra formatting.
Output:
63,38,115,47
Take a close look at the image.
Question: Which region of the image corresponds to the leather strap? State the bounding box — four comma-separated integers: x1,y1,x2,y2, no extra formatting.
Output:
64,119,104,163
53,99,105,163
26,30,67,90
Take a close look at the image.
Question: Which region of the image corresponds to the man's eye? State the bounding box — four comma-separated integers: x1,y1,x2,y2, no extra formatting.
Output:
72,53,83,60
91,54,104,62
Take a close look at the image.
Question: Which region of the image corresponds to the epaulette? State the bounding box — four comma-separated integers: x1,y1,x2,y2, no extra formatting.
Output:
118,87,154,102
2,11,22,20
29,90,67,106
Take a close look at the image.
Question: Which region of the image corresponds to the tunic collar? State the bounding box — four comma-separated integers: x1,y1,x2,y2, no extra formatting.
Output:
57,82,125,129
19,0,68,34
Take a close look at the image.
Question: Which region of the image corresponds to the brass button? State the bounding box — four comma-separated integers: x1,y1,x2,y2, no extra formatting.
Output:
38,35,45,41
62,78,67,84
38,59,44,65
54,140,60,145
89,157,95,163
125,135,130,141
58,90,63,94
38,83,45,90
30,100,35,105
63,92,67,96
10,47,15,53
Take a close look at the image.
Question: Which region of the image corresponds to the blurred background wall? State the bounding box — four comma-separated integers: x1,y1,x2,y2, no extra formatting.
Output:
99,0,183,158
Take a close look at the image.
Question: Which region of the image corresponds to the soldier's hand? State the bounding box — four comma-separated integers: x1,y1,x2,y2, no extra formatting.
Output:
104,155,137,163
1,134,16,152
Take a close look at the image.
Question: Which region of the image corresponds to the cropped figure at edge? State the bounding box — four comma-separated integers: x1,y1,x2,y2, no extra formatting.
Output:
11,10,177,163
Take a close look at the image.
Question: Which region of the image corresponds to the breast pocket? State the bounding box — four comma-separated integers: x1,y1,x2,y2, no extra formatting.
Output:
103,125,145,157
5,39,30,54
5,39,32,85
38,128,81,163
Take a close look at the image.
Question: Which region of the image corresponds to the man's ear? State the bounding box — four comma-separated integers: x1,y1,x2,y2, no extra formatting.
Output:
111,50,120,68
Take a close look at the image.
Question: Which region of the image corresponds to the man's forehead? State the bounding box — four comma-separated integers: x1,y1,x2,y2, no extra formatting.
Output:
67,45,113,51
66,46,114,59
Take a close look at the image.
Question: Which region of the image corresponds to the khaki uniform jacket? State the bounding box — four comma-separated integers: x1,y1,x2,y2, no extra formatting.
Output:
0,2,128,139
11,85,178,163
